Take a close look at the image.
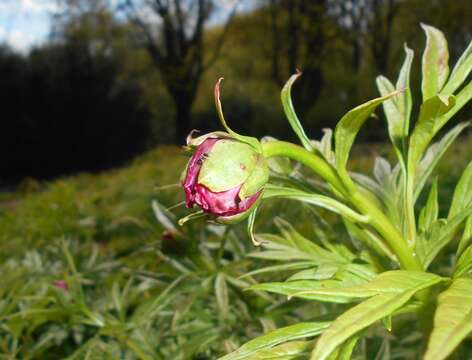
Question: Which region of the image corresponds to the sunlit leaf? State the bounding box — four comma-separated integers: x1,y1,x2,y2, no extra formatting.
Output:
281,72,314,151
335,90,400,187
424,278,472,360
421,24,449,101
441,39,472,95
218,322,330,360
311,270,443,360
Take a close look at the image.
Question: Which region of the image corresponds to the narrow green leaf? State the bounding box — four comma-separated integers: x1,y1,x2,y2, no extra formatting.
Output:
240,262,317,279
441,39,472,95
396,44,414,135
345,220,397,263
293,270,443,300
311,271,442,360
325,335,359,360
424,278,472,360
423,205,472,268
421,24,449,101
214,78,261,150
215,273,229,320
281,72,314,151
448,161,472,219
263,185,369,223
415,122,470,200
457,215,472,257
247,205,259,245
418,179,439,234
454,244,472,279
243,340,312,360
218,322,330,360
408,94,456,172
335,90,401,187
250,280,363,304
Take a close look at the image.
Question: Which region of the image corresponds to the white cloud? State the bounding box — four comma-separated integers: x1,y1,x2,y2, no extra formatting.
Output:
20,0,61,14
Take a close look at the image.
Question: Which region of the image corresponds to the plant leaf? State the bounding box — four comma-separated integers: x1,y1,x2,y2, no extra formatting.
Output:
215,273,229,319
415,122,470,200
263,185,369,223
441,39,472,95
453,244,472,279
396,44,414,136
281,72,314,151
457,215,472,257
448,161,472,219
421,24,449,101
418,179,438,234
311,271,443,360
335,90,400,187
424,278,472,360
243,340,312,360
423,205,472,268
408,94,456,173
218,322,330,360
293,270,442,300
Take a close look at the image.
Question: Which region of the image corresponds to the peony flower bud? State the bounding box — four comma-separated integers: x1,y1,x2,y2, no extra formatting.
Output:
182,132,269,223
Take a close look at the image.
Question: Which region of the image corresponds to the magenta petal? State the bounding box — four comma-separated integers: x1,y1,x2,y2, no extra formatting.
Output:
183,138,219,208
194,183,261,216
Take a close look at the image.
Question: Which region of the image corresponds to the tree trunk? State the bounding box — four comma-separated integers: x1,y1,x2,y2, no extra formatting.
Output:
172,90,193,144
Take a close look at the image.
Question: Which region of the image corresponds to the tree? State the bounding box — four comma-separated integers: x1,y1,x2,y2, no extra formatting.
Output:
334,0,400,75
120,0,237,143
268,0,327,117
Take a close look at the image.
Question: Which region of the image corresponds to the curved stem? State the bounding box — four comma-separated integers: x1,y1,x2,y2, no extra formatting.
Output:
262,141,347,197
261,140,423,272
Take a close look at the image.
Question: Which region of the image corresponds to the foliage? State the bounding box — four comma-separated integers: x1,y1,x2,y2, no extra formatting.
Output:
216,25,472,359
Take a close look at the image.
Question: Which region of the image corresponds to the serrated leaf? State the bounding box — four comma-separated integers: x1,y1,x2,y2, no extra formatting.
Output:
424,278,472,360
281,72,314,151
421,24,449,101
311,270,443,360
335,91,400,187
441,39,472,95
218,322,330,360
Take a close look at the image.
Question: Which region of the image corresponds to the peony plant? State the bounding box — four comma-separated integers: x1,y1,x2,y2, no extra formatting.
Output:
181,24,472,359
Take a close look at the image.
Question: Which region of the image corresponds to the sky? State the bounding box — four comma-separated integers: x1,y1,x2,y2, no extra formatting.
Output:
0,0,62,52
0,0,250,53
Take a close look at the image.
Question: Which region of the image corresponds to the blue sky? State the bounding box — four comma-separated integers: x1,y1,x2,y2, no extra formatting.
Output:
0,0,250,53
0,0,61,52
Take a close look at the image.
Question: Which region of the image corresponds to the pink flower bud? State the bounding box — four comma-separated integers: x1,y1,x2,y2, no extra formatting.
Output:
182,134,268,221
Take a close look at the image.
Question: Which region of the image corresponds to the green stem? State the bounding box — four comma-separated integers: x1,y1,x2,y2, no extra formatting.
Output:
262,141,347,196
261,140,423,273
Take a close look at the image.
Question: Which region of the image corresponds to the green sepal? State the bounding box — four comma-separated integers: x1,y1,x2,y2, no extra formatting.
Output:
214,78,262,152
239,153,269,199
198,139,258,192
